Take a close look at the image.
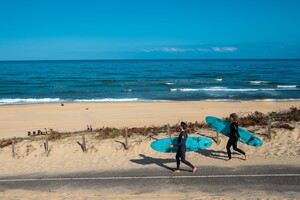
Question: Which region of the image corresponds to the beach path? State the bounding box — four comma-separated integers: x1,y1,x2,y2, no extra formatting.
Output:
0,165,299,199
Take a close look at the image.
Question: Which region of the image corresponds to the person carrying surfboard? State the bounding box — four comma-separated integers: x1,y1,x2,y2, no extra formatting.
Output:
226,113,248,162
169,122,197,174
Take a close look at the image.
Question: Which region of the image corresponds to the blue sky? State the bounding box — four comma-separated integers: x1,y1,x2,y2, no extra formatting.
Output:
0,0,300,60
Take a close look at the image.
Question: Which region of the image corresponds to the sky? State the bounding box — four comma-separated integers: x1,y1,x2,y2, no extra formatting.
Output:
0,0,300,60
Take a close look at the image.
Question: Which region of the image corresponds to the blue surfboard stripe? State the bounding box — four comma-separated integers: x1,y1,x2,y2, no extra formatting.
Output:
205,116,263,147
151,137,212,153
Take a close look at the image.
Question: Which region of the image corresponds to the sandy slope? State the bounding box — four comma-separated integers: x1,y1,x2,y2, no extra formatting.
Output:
0,125,299,177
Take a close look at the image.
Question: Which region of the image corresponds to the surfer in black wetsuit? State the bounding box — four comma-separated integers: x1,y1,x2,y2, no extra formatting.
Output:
169,122,197,174
226,113,248,162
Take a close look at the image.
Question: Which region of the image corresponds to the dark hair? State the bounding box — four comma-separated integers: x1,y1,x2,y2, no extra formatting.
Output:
229,113,238,121
180,122,188,131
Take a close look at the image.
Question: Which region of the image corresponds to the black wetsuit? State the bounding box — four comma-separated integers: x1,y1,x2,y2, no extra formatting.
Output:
173,131,194,170
226,122,245,159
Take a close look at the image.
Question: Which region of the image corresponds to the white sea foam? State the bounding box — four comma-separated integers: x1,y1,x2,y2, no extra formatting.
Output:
201,99,238,102
249,81,269,84
0,98,172,105
277,85,297,88
1,97,299,105
0,98,61,105
165,82,176,85
254,98,300,102
170,87,278,92
214,79,223,82
73,98,170,103
123,89,133,92
74,98,141,102
171,88,199,92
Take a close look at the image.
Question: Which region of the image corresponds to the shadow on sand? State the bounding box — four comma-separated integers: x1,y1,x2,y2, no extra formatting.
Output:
196,149,244,161
130,154,191,172
196,132,245,161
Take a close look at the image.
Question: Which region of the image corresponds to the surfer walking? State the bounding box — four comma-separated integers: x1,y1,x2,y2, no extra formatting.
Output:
169,122,197,174
226,113,248,162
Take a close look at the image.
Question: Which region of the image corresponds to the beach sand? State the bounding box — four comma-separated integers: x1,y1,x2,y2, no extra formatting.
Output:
0,101,299,199
0,101,299,138
0,124,299,176
0,125,299,199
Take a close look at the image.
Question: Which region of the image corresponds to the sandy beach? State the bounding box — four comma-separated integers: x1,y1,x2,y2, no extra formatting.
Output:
0,101,299,139
0,101,299,199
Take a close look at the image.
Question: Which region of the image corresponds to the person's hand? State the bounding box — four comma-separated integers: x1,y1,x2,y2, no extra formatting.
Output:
169,145,174,148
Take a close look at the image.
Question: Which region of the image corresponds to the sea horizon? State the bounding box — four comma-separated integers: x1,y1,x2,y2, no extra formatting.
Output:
1,58,300,62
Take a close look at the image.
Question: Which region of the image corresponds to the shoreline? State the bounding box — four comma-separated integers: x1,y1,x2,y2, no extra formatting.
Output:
1,99,300,106
0,101,299,139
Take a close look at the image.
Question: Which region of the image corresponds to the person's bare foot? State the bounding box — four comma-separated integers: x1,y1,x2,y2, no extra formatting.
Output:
173,170,181,174
226,159,232,162
245,154,249,160
191,167,197,174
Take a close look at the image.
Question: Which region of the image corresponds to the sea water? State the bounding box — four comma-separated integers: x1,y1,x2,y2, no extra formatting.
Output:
0,59,299,105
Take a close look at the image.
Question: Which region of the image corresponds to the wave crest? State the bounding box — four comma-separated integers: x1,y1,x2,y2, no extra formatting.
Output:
170,87,279,92
249,81,269,84
0,98,61,105
277,85,297,88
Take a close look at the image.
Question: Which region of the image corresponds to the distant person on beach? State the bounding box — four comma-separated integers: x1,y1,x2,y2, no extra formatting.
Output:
169,122,197,174
226,113,248,162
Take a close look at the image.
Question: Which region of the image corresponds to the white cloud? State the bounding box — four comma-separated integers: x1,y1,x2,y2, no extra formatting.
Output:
196,48,212,52
161,47,194,52
142,46,238,53
211,47,238,52
211,47,222,52
142,47,195,52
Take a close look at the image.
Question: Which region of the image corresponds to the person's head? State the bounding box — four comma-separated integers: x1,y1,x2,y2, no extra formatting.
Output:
229,113,238,122
180,122,188,131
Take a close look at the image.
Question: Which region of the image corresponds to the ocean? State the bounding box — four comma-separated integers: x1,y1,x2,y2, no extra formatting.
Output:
0,59,299,105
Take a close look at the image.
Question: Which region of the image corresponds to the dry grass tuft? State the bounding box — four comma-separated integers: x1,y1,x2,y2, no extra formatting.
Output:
223,107,300,127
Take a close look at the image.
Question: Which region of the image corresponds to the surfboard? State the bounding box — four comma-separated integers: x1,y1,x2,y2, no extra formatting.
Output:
205,116,263,147
150,137,212,153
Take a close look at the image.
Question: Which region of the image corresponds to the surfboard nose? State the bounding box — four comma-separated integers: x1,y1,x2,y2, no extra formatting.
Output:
254,139,263,147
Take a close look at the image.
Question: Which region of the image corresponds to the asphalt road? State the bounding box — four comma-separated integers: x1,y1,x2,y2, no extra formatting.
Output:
0,165,299,197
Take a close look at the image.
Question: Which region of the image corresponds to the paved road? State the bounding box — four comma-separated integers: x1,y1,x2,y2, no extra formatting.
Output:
0,165,299,197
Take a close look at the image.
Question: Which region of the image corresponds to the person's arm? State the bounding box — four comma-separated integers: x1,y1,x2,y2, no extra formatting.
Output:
233,123,240,138
234,123,245,142
170,132,185,148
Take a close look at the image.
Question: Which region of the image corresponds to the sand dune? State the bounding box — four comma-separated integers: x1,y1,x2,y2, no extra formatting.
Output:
0,124,299,177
